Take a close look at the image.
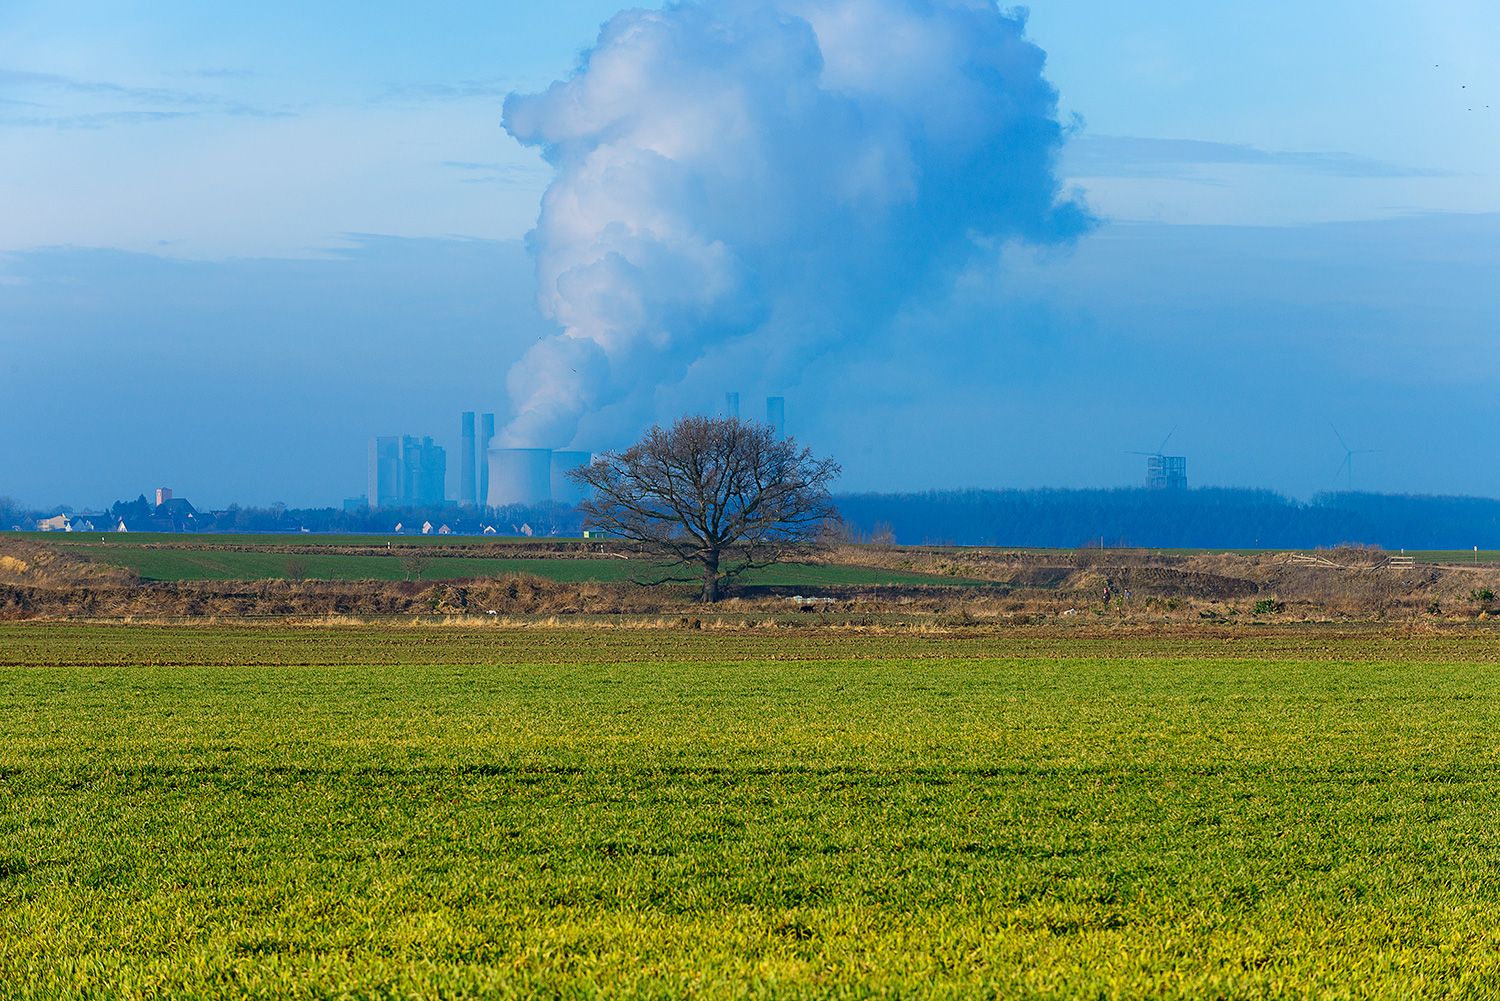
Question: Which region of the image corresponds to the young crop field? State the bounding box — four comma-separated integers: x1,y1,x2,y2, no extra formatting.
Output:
3,623,1500,998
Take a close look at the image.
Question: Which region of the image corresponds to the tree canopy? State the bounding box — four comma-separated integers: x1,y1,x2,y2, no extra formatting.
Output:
570,415,840,601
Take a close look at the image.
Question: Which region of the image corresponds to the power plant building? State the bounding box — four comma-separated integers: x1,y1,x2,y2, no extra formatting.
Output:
368,435,447,507
1146,455,1188,490
460,412,477,505
368,437,401,507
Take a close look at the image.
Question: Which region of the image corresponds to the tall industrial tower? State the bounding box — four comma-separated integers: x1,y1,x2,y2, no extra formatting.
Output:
479,413,495,509
766,396,785,439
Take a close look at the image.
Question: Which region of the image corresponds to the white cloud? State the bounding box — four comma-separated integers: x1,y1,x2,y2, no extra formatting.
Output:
499,0,1089,449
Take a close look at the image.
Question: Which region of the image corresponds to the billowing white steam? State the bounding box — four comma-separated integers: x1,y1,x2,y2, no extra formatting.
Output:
500,0,1089,448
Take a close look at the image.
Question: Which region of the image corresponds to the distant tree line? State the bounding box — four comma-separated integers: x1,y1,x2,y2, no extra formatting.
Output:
3,494,583,537
12,487,1500,549
832,488,1500,551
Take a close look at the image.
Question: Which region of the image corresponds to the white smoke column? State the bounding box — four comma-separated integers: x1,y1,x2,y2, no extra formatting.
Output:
501,0,1090,448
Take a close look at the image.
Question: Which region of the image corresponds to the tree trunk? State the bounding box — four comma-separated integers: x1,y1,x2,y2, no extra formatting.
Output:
700,553,720,603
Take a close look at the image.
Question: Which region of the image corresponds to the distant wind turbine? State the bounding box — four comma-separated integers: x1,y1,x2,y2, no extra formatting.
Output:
1331,425,1381,491
1126,426,1177,460
1127,427,1186,489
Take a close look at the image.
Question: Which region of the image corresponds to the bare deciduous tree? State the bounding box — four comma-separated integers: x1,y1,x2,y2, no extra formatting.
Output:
399,549,431,582
571,415,840,602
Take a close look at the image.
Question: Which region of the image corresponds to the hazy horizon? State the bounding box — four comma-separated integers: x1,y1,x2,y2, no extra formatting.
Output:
3,0,1497,510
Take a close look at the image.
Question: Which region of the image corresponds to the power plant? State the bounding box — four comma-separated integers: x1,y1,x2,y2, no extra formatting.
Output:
483,440,592,509
724,392,788,437
460,412,477,505
368,435,447,507
369,398,800,511
367,415,588,510
479,394,789,510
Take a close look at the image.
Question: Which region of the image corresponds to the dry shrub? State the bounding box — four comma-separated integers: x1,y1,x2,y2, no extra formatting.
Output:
0,538,139,588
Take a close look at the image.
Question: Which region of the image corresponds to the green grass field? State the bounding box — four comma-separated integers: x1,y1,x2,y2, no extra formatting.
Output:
1410,550,1500,565
4,623,1500,997
56,546,646,583
31,539,985,588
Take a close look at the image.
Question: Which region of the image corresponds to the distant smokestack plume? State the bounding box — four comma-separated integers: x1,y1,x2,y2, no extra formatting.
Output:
500,0,1090,448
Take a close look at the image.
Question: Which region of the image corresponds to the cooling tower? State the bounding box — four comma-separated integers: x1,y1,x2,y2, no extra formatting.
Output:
550,451,592,506
487,448,553,508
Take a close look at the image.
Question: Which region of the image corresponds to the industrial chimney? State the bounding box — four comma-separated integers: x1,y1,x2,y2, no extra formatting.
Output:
766,396,785,439
479,413,495,509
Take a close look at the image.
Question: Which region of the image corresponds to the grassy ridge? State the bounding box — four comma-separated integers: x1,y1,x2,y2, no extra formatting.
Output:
4,624,1500,996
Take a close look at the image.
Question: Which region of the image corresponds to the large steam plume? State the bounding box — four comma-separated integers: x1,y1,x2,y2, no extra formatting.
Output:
500,0,1090,448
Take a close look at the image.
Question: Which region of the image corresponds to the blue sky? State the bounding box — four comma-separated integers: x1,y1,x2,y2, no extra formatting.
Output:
2,1,1497,508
